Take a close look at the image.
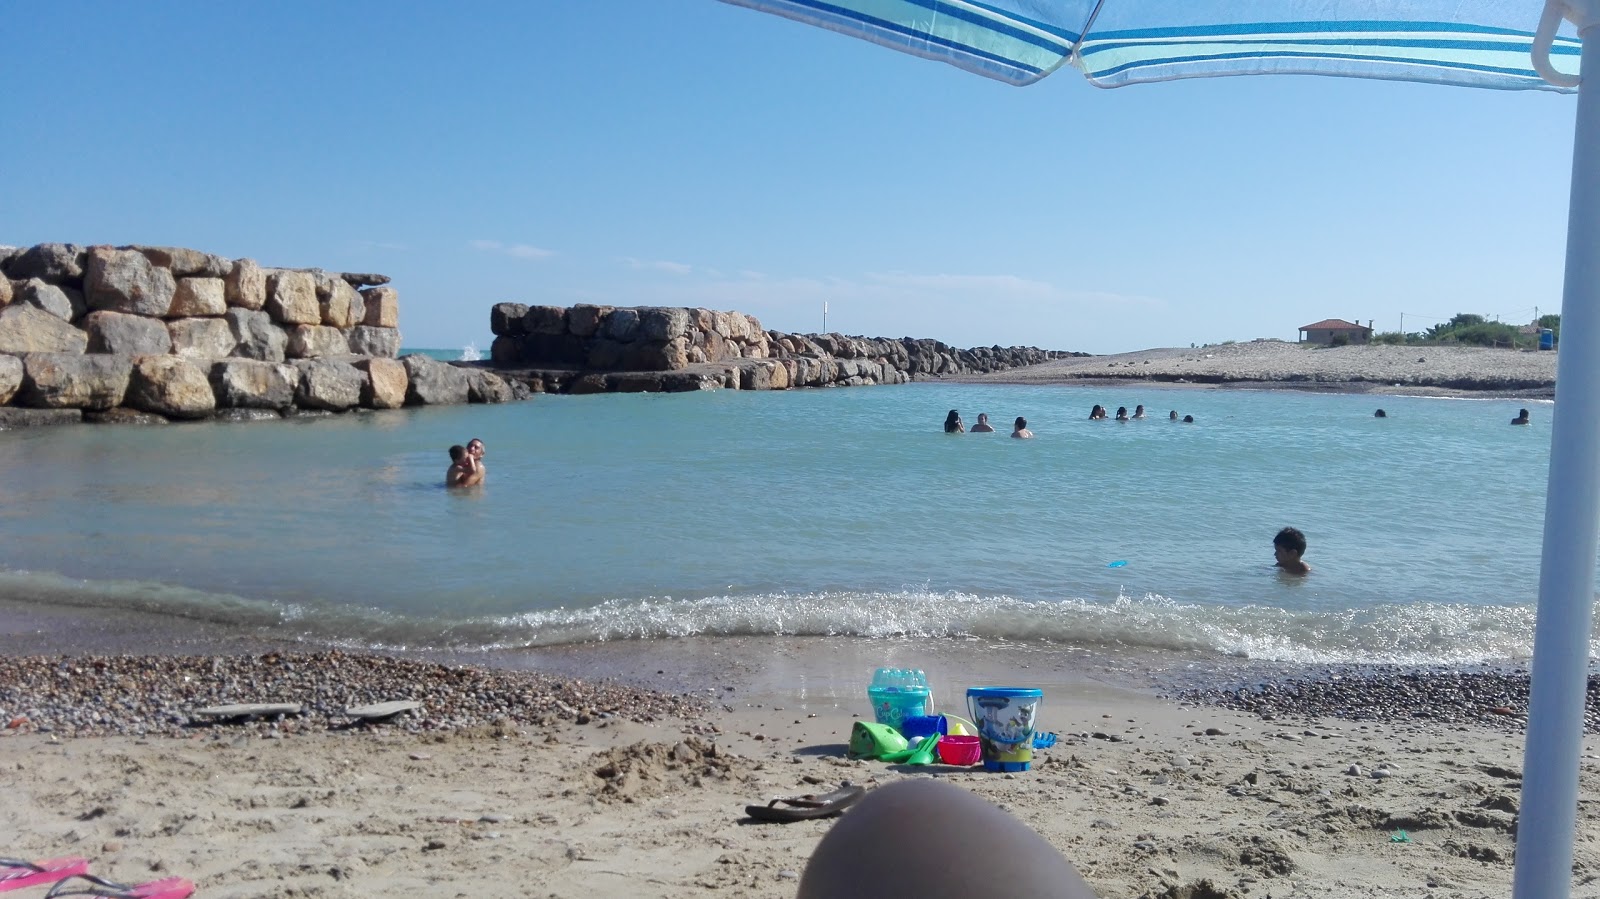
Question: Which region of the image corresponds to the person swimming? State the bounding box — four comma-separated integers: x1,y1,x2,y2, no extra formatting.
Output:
970,413,995,433
1011,416,1033,439
1512,408,1530,426
1182,414,1194,423
445,444,483,488
944,410,965,433
1089,405,1106,420
1273,526,1311,576
1168,410,1178,421
1114,406,1128,421
1374,409,1387,418
1132,405,1145,419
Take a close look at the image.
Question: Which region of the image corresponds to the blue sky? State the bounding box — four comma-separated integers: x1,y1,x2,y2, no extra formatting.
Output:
2,1,1579,354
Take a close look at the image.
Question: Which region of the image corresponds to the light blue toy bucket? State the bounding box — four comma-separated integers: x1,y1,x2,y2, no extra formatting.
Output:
966,687,1043,772
867,686,929,731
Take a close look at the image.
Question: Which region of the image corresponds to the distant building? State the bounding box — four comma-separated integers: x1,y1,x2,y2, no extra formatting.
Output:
1298,318,1373,346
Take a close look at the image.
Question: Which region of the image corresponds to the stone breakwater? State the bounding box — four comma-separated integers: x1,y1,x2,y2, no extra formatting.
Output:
0,242,522,426
488,302,1075,393
1177,667,1600,734
0,651,706,738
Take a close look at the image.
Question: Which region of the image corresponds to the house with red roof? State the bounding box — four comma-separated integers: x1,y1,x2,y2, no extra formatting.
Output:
1298,318,1373,346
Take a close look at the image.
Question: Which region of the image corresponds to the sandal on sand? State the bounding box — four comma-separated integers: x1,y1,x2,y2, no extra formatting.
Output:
745,784,867,823
0,858,91,892
44,874,194,899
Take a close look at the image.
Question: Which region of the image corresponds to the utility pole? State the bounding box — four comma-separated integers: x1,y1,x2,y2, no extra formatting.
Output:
823,301,829,333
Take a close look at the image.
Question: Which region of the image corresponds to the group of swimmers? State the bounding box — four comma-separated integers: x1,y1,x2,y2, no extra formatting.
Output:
943,410,1033,438
446,438,486,487
1374,406,1531,425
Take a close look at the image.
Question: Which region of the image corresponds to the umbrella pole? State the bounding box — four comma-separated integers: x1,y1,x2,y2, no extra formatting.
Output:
1515,15,1600,899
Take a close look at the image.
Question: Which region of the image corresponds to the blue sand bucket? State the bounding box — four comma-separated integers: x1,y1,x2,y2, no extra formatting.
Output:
899,715,948,741
867,686,929,731
966,687,1043,772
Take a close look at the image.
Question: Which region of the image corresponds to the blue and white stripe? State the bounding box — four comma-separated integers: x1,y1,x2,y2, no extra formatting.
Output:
718,0,1581,91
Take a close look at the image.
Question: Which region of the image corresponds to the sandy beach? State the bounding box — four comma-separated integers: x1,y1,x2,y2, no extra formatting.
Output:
965,342,1559,397
2,637,1595,899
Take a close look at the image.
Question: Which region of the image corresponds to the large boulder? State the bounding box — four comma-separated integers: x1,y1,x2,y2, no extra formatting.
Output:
567,304,612,338
125,355,216,419
639,307,690,341
286,324,350,358
132,246,230,277
168,318,238,359
265,270,320,325
523,305,567,335
18,353,132,410
0,354,21,403
491,303,529,337
345,325,399,358
16,279,86,322
5,244,87,284
465,368,515,403
84,246,176,316
169,277,227,317
360,287,399,328
317,275,364,328
604,308,640,342
224,258,267,311
84,310,172,355
225,308,287,362
294,359,363,411
209,358,296,409
400,354,470,405
0,277,12,306
353,357,407,409
0,305,88,354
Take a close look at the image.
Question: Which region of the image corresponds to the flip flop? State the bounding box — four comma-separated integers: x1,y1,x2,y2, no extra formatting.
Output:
744,784,867,823
44,875,194,899
0,858,91,893
847,721,908,760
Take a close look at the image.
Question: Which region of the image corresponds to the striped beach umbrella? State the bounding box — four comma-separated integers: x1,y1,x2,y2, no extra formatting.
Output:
717,2,1594,897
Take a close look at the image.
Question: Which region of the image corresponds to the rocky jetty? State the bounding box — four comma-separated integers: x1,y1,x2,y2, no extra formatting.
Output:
0,243,521,426
488,302,1075,393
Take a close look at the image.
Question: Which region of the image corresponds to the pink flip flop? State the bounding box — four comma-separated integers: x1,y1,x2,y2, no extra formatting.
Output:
0,858,91,892
44,875,194,899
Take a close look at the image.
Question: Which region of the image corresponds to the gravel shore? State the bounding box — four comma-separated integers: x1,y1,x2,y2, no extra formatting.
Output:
968,340,1558,396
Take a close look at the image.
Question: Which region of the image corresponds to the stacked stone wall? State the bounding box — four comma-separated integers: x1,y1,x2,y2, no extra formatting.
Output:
0,243,520,426
488,302,1075,393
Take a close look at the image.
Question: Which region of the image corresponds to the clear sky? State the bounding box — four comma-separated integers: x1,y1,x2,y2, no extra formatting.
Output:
1,1,1580,354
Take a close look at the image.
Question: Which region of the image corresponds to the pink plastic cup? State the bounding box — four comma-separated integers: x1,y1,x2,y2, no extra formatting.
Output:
937,734,982,766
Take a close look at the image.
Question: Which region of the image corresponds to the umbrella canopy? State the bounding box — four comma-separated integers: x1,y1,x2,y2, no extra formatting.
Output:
721,2,1595,898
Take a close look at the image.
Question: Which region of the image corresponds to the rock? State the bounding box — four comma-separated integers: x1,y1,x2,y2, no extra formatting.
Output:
83,408,169,425
360,287,399,328
265,270,320,325
84,311,173,356
523,305,567,335
319,278,364,329
0,278,11,306
224,259,267,311
567,304,611,338
6,243,87,283
604,308,640,342
0,305,88,354
347,325,401,358
340,272,389,288
169,277,227,317
225,308,287,362
18,353,132,410
353,358,407,409
401,355,470,405
465,369,515,403
294,359,363,411
16,279,85,322
132,246,230,277
126,356,216,419
0,408,81,428
490,303,529,337
286,324,350,359
84,247,176,316
0,355,21,403
209,359,296,409
639,307,690,342
1347,765,1363,777
168,318,238,359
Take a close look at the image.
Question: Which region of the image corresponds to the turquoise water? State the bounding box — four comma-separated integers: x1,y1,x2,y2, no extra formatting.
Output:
0,383,1565,665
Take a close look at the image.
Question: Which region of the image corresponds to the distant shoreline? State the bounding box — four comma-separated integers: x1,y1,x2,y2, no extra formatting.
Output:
955,340,1558,399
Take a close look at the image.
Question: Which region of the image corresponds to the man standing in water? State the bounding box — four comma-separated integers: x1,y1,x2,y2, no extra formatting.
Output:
467,437,487,478
446,445,483,488
1273,526,1311,576
971,413,996,433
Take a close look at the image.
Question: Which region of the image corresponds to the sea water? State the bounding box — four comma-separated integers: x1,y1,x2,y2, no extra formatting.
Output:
0,383,1564,666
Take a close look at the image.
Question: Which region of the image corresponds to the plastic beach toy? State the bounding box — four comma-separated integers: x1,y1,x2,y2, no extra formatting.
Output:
967,687,1044,772
848,721,909,759
1108,560,1128,568
867,668,931,730
879,734,940,765
938,734,982,766
899,715,947,741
